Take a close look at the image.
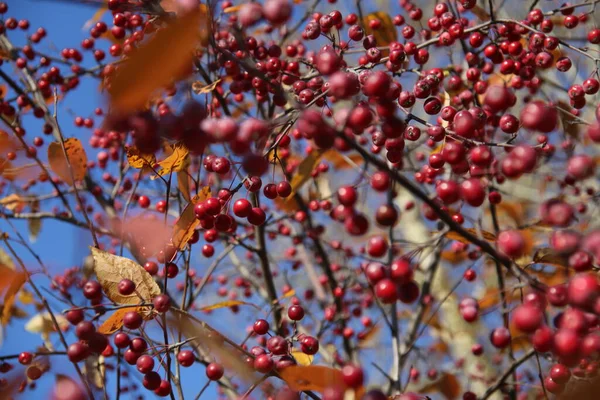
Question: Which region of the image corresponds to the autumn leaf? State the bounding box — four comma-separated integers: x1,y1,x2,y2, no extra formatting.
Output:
108,9,205,113
0,264,27,325
363,12,397,47
172,186,211,250
200,300,258,311
91,247,160,306
441,250,468,264
357,323,381,349
286,150,323,200
469,5,491,22
192,79,221,94
278,365,345,392
178,170,191,202
322,150,364,170
532,248,569,267
126,146,156,169
557,100,580,139
445,228,497,244
98,307,141,335
0,194,25,213
223,5,242,13
25,312,69,342
151,142,190,180
47,138,88,185
170,312,256,383
420,372,461,400
291,350,313,366
28,200,41,243
274,288,296,304
83,355,105,389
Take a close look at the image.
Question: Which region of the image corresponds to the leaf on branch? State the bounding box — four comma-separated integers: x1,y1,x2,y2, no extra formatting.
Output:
420,372,461,400
83,6,107,30
126,146,156,170
223,5,242,13
25,312,69,342
278,365,345,392
97,307,142,335
91,247,160,306
0,264,27,325
200,300,259,311
178,170,191,202
0,194,25,213
47,138,88,185
274,288,295,304
532,248,569,268
83,355,106,390
287,150,323,200
172,186,211,250
557,100,580,139
357,323,381,349
441,250,468,264
0,247,14,270
322,150,364,170
290,350,313,366
28,200,41,243
445,228,496,244
169,312,256,383
192,79,221,94
151,142,190,180
108,8,206,114
363,12,397,47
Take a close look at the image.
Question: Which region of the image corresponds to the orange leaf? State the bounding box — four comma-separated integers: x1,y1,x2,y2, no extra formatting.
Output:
445,228,496,244
363,12,397,47
322,150,364,169
192,79,221,94
47,138,88,185
278,365,345,392
172,186,211,250
108,9,206,114
152,142,189,179
200,300,258,311
421,372,461,400
441,250,467,264
126,146,156,169
178,171,191,202
0,265,27,325
97,307,140,335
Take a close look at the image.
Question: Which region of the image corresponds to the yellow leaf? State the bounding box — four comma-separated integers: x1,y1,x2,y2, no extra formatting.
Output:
275,289,296,303
0,194,25,213
291,350,313,366
151,142,190,179
287,150,323,199
445,228,496,244
223,5,242,13
363,12,397,47
322,150,364,170
192,79,222,94
108,9,206,113
0,265,27,325
420,372,461,400
84,355,105,389
47,138,88,185
178,171,191,202
91,247,161,306
172,186,211,250
18,289,35,305
126,146,156,169
200,300,258,311
97,307,141,335
278,365,345,392
24,312,69,335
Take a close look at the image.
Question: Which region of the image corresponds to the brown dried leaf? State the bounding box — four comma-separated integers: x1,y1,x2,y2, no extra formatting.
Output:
420,372,461,400
98,307,141,335
91,247,160,305
278,365,345,392
363,12,397,47
28,200,41,243
192,79,221,94
151,142,189,180
200,300,258,311
0,194,26,213
288,150,323,198
126,146,156,169
445,228,497,244
469,5,491,22
172,186,211,250
557,100,580,139
47,138,88,185
532,248,569,267
108,9,205,113
170,312,256,383
441,250,467,264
